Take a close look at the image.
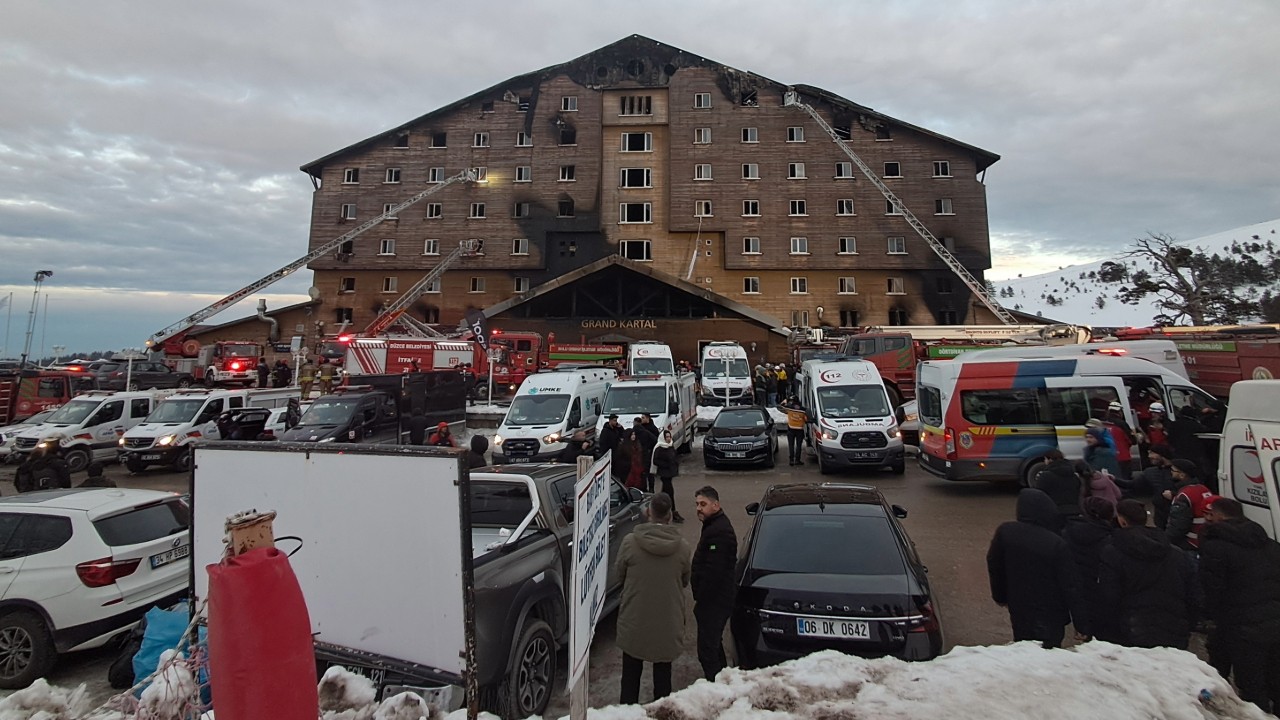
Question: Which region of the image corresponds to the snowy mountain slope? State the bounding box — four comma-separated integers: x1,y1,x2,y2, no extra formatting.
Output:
992,219,1280,327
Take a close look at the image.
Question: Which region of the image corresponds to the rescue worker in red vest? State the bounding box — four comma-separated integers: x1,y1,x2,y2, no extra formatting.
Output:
1103,401,1137,479
1164,458,1215,551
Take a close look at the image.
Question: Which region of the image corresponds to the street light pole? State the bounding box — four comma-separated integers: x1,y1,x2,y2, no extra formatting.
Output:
52,345,65,365
18,270,53,371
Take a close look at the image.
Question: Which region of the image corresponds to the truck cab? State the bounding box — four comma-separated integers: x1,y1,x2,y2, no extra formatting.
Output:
492,367,614,464
799,359,904,474
12,390,165,471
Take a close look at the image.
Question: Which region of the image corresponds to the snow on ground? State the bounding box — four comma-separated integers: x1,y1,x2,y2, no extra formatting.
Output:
994,218,1280,327
8,642,1263,720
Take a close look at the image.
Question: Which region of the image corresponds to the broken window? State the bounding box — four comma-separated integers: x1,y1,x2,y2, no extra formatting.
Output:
620,132,652,152
335,307,353,324
394,133,409,148
937,278,954,294
876,125,892,141
338,240,354,255
620,168,652,188
423,307,441,323
431,132,447,148
518,96,530,112
884,162,901,177
839,310,858,327
740,90,758,107
833,125,851,140
619,95,653,116
557,199,575,218
620,240,652,261
619,203,652,223
559,127,577,145
339,277,355,293
481,101,495,113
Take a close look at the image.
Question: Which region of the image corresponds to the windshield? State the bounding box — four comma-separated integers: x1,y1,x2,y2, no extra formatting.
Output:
146,398,207,424
714,410,766,430
297,398,357,426
44,400,99,425
505,394,570,426
817,385,891,419
604,386,666,415
223,344,260,358
703,358,749,379
798,348,840,363
753,514,905,575
630,358,674,375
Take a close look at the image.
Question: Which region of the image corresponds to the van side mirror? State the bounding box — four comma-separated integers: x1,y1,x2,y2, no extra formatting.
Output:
628,487,644,504
746,502,760,516
892,504,908,519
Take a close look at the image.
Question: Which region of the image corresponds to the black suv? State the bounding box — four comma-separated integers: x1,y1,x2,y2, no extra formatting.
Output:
280,389,399,444
92,360,194,390
702,406,778,469
731,483,942,667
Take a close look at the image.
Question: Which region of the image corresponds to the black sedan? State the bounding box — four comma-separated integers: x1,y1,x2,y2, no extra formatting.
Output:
731,483,943,667
702,406,778,469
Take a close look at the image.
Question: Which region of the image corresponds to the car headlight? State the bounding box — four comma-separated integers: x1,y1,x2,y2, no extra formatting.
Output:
117,437,126,446
820,428,839,441
887,428,901,439
752,437,769,447
493,434,504,446
542,432,561,445
318,436,336,443
157,434,178,446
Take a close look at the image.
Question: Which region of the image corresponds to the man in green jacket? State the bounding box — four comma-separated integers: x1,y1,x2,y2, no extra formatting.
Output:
615,492,692,704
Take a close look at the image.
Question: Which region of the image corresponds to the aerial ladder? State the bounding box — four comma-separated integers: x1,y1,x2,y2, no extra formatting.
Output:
144,169,478,348
362,238,483,337
783,91,1016,325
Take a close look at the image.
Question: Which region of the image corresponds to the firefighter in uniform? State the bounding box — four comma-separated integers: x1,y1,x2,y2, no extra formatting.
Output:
317,358,336,396
298,357,316,400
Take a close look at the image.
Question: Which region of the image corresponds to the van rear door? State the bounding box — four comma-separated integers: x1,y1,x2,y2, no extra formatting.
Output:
1243,422,1280,540
1043,377,1130,459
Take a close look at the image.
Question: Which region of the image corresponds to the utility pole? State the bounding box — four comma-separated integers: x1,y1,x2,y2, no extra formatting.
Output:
18,270,53,371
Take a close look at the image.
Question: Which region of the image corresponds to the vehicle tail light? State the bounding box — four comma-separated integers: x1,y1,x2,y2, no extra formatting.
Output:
76,557,141,588
944,428,956,459
908,602,940,634
1095,347,1128,356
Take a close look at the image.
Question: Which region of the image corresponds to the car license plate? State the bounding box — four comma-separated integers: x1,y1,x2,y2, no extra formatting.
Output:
851,451,879,459
796,616,871,639
511,457,530,463
142,454,162,461
725,451,746,458
150,544,190,569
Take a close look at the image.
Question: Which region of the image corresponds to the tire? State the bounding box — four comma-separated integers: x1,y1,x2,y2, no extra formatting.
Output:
171,447,193,474
892,460,906,475
177,377,193,388
63,447,91,474
1022,461,1045,489
125,457,147,474
817,449,833,475
0,611,57,690
503,619,555,719
127,382,139,391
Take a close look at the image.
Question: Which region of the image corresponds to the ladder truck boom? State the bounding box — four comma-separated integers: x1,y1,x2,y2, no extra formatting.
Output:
782,91,1016,325
362,239,482,337
144,169,477,348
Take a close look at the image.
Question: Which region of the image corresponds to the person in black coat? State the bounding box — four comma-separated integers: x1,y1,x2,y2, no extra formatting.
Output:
597,414,623,458
692,486,737,680
1097,499,1199,650
1141,444,1177,528
1199,498,1280,713
1031,449,1083,531
14,439,72,493
650,430,684,523
1063,496,1116,641
255,358,270,388
465,434,489,469
632,418,658,492
987,488,1090,648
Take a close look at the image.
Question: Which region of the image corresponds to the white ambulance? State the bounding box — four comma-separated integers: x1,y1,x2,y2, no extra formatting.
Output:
597,372,698,452
1218,379,1280,539
10,390,167,472
699,342,752,406
627,341,676,375
492,366,615,464
799,359,904,474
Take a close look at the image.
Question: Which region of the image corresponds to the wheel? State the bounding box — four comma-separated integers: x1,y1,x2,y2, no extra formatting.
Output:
63,447,90,474
1022,461,1045,489
503,619,555,719
177,377,193,388
892,460,906,475
473,384,490,401
817,449,833,475
0,611,57,690
171,447,193,474
127,382,139,391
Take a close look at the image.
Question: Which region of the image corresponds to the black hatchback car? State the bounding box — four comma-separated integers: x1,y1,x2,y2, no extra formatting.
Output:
731,483,942,667
702,406,778,469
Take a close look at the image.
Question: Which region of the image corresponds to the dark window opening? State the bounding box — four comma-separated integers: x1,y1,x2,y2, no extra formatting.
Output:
839,310,859,327
558,200,575,218
559,128,577,145
338,241,354,255
481,100,494,112
394,133,409,148
876,125,892,140
518,96,530,112
423,307,440,323
431,132,447,148
335,307,353,323
939,310,959,325
740,90,758,107
623,133,649,152
833,125,852,140
936,278,954,294
888,309,909,326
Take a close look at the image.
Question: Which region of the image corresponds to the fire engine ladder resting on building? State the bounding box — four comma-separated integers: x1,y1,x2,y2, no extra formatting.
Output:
144,169,479,348
783,91,1016,325
362,239,483,338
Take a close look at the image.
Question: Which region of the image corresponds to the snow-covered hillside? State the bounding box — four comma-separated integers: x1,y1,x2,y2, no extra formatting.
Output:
992,219,1280,327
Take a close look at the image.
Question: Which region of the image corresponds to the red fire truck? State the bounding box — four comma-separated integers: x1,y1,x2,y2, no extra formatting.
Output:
0,369,98,425
152,335,264,387
1111,325,1280,400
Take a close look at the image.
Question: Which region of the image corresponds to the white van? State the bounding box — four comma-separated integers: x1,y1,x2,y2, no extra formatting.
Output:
118,387,299,472
492,367,615,464
597,372,698,452
11,390,167,472
799,359,904,474
1218,379,1280,539
958,339,1188,379
700,342,752,406
628,341,676,375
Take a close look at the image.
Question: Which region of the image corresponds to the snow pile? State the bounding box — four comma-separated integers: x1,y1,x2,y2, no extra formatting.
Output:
994,218,1280,326
136,650,199,718
0,679,89,720
318,665,377,717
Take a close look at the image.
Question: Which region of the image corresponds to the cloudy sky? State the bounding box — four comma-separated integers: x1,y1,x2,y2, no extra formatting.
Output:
2,0,1277,356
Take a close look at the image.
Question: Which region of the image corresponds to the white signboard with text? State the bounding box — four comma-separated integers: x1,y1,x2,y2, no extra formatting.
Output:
568,455,611,689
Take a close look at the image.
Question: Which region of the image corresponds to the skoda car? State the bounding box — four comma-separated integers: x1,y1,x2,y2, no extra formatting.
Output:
731,483,942,667
702,406,778,469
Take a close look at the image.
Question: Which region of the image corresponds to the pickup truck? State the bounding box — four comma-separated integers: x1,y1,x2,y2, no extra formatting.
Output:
315,462,646,717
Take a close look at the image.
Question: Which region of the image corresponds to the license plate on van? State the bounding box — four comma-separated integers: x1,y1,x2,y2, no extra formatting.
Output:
796,616,871,639
142,454,162,461
511,457,530,463
150,544,190,569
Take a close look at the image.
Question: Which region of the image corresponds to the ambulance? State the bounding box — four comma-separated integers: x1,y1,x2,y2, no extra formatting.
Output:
1218,380,1280,539
918,353,1216,484
10,390,168,472
798,358,904,474
492,366,615,464
699,342,752,406
597,372,698,452
627,341,676,376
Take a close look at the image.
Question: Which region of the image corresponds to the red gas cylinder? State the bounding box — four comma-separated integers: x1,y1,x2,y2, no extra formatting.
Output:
207,547,318,720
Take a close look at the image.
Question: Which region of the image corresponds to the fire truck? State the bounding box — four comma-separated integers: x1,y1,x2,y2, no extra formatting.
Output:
151,336,264,387
0,368,98,425
1111,325,1280,400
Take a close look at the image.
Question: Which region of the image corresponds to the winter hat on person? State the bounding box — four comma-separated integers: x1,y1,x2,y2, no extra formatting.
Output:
1149,402,1165,414
1085,428,1108,443
1083,496,1115,523
470,434,489,454
85,462,105,478
1085,418,1104,429
1170,458,1198,477
436,421,450,432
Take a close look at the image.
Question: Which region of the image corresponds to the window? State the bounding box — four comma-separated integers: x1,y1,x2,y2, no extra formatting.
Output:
558,199,575,217
742,236,761,254
423,238,440,255
840,310,858,327
512,238,529,255
384,168,401,184
742,127,759,143
379,239,396,255
473,132,489,148
619,95,653,116
837,199,856,216
789,200,807,216
937,277,954,294
939,309,959,325
338,240,353,255
839,277,857,294
507,166,527,184
887,236,907,254
836,237,858,255
934,160,951,177
743,277,760,294
426,203,442,219
340,203,356,220
620,239,652,261
469,277,486,293
694,200,713,217
514,277,531,293
512,202,531,218
791,277,808,294
788,162,806,179
560,165,576,182
517,96,530,112
561,96,578,112
339,277,355,293
430,132,447,148
936,198,954,215
516,131,532,147
742,163,759,179
943,236,956,253
621,132,652,152
883,162,901,178
888,308,909,325
423,307,440,323
382,276,398,293
471,167,488,182
335,307,353,323
694,127,711,144
469,203,486,219
0,514,72,559
343,168,359,184
382,203,398,218
481,100,494,112
792,310,810,326
428,167,445,183
742,200,760,217
694,92,712,108
424,278,441,293
836,162,854,178
694,164,713,180
876,126,892,141
559,128,577,145
787,126,805,142
394,133,409,148
620,203,652,223
790,236,809,255
887,277,906,294
886,199,902,215
619,168,652,188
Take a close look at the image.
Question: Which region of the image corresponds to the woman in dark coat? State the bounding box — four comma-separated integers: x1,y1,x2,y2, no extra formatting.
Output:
623,432,646,490
650,430,685,523
1063,497,1116,641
